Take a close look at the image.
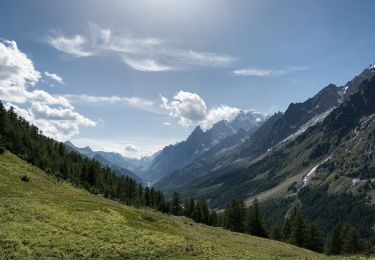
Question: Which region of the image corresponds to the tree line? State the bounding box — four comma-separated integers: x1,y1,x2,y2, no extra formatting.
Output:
191,196,372,255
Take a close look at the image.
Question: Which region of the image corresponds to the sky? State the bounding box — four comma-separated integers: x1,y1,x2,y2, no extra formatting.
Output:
1,0,375,158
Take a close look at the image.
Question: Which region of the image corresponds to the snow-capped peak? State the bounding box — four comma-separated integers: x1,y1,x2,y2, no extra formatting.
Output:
228,109,266,132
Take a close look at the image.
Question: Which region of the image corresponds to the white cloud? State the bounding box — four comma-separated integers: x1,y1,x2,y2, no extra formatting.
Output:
0,39,95,140
47,35,92,57
162,91,207,126
0,40,40,86
203,105,240,129
124,144,139,152
4,102,95,141
122,57,172,72
30,103,95,126
161,90,241,129
64,94,123,104
44,71,64,84
169,49,235,67
47,24,236,71
233,66,308,77
163,121,171,126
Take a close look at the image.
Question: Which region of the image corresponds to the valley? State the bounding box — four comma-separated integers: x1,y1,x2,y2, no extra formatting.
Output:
1,1,375,258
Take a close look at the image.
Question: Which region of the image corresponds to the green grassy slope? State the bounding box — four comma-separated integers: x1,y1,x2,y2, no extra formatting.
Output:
0,151,333,259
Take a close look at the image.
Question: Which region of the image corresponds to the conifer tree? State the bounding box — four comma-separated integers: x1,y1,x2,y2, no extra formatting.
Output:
304,222,323,253
325,223,343,255
171,192,182,215
286,207,305,247
209,210,218,226
245,198,268,238
224,199,246,232
270,226,283,241
144,186,151,207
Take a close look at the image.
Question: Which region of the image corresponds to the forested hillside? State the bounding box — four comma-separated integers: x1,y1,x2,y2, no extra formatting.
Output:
176,77,375,245
0,101,164,208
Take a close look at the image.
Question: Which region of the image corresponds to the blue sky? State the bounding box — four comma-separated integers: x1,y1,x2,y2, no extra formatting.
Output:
1,0,375,158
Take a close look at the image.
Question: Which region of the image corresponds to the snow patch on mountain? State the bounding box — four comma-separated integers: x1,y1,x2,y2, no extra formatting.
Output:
277,108,335,147
302,156,332,186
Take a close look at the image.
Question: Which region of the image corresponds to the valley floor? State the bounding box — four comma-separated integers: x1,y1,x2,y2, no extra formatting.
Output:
0,152,368,259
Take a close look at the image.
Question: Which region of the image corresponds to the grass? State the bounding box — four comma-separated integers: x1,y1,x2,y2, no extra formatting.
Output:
0,151,367,259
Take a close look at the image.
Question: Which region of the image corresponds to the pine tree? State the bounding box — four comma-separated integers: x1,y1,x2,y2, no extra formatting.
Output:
144,186,151,207
183,198,195,218
342,224,361,254
325,223,343,255
270,226,283,241
208,210,218,226
304,222,323,253
137,183,144,206
171,192,182,215
150,187,155,208
245,198,268,238
284,207,305,247
224,199,246,232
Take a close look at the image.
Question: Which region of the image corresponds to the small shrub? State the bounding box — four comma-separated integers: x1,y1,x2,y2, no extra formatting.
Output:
20,175,30,182
0,147,5,154
141,212,157,222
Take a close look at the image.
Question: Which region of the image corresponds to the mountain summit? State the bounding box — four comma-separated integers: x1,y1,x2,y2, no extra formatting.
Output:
146,109,266,184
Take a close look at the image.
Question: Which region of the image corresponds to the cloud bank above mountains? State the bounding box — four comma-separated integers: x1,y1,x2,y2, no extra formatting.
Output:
161,90,241,129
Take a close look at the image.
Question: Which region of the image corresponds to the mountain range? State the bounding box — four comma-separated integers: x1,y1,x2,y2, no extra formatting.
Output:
165,64,375,242
66,109,266,185
65,63,375,243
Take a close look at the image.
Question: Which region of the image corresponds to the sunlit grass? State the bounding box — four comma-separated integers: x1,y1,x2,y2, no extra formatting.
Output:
0,151,358,259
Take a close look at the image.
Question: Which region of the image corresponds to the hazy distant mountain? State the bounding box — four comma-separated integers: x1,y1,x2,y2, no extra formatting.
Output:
64,141,153,182
65,141,93,156
92,154,143,183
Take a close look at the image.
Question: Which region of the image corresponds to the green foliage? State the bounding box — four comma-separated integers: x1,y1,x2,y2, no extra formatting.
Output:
171,192,182,215
224,199,246,232
299,185,375,243
270,226,283,241
283,208,323,253
245,199,268,238
141,212,158,222
309,142,330,159
325,223,371,255
0,151,327,259
182,198,212,225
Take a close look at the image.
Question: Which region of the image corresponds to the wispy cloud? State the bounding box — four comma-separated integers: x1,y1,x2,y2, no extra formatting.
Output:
64,94,162,114
47,35,92,57
47,24,236,72
44,71,64,84
233,66,308,77
122,57,173,72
